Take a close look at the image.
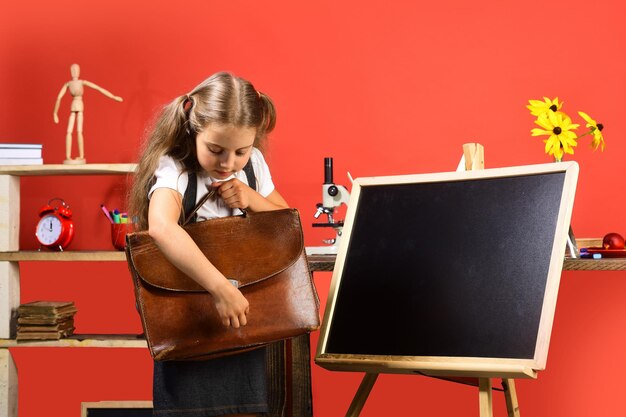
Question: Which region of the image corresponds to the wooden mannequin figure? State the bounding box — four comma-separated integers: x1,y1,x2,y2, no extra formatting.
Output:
53,63,123,164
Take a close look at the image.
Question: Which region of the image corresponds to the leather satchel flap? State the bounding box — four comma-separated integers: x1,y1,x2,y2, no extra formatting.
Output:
126,208,305,292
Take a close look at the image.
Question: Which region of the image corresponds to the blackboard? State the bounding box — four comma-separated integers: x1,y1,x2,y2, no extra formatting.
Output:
87,409,151,417
81,402,152,417
316,162,578,378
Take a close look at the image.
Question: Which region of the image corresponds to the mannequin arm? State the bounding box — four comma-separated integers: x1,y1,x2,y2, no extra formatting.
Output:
83,80,123,102
53,83,68,123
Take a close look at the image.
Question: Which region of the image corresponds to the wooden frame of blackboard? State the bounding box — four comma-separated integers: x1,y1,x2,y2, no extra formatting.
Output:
315,162,579,379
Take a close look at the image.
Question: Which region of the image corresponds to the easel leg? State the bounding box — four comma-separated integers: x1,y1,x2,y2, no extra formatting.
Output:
345,373,378,417
478,378,493,417
502,378,520,417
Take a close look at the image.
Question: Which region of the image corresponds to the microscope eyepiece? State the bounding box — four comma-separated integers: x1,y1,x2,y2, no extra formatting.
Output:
324,157,333,184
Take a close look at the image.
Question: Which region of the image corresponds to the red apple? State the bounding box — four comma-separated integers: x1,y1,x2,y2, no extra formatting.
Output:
603,232,625,249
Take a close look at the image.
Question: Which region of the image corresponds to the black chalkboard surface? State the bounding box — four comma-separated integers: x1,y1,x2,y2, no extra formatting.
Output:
316,162,579,379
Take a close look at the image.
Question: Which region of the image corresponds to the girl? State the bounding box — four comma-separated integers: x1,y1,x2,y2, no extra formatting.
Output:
129,72,288,417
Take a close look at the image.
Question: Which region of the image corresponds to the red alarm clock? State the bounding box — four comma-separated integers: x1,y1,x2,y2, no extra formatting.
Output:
35,198,75,251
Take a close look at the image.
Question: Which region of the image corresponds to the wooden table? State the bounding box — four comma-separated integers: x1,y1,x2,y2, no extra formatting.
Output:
309,254,626,272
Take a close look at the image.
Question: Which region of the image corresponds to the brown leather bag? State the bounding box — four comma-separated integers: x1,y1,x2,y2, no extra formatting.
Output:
125,208,320,361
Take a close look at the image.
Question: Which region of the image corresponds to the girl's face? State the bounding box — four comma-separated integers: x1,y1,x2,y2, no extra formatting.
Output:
195,124,256,180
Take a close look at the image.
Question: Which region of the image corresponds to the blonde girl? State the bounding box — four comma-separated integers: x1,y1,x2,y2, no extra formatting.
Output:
129,72,288,417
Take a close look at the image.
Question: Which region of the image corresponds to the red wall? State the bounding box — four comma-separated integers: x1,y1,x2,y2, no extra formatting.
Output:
2,1,626,416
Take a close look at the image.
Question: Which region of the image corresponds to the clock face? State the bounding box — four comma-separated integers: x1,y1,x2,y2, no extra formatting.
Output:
36,214,63,246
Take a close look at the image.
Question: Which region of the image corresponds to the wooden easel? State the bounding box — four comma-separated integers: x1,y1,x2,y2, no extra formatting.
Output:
344,143,521,417
457,142,485,172
345,373,520,417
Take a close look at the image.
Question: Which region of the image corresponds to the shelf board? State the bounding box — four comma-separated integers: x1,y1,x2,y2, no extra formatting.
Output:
303,254,626,271
306,254,336,272
2,251,624,270
0,334,146,348
0,163,136,176
563,258,626,271
0,251,337,269
0,251,126,261
576,238,602,248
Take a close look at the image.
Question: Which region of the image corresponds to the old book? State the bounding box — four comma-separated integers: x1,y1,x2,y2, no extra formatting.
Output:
16,327,75,341
17,301,77,340
18,314,75,325
18,301,77,316
18,319,75,333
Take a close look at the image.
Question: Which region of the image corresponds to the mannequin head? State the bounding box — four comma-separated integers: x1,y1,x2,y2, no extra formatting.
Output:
70,64,80,79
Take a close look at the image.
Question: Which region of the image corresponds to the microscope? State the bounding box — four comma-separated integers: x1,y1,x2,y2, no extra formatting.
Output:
306,157,350,255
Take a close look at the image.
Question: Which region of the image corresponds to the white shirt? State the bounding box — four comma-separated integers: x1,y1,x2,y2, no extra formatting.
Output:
148,147,275,220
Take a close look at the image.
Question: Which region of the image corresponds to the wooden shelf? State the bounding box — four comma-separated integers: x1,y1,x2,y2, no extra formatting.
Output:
563,258,626,271
0,162,144,417
306,254,336,272
0,334,146,348
2,251,622,270
0,251,338,269
307,253,626,272
0,251,126,262
307,241,626,272
310,252,626,272
0,163,136,176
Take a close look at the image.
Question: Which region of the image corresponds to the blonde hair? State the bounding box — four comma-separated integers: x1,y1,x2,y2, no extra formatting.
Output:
128,72,276,230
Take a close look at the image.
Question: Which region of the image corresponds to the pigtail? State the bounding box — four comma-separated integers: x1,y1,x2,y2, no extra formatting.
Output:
168,95,200,171
143,95,192,154
127,94,197,230
257,91,277,138
182,94,195,134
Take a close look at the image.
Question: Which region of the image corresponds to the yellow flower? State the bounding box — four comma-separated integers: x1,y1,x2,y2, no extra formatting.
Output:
578,111,605,152
531,111,579,161
527,96,606,160
526,97,563,117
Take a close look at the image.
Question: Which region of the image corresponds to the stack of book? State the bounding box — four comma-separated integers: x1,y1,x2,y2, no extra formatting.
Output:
16,301,77,341
0,143,43,165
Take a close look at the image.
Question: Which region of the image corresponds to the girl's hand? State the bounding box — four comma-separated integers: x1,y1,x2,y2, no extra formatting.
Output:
212,178,251,209
212,278,249,328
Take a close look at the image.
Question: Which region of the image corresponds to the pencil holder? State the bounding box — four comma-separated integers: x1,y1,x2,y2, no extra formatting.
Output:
111,223,134,251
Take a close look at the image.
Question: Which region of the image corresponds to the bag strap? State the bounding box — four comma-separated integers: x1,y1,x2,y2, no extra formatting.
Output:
179,172,198,225
243,158,256,192
180,159,257,226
